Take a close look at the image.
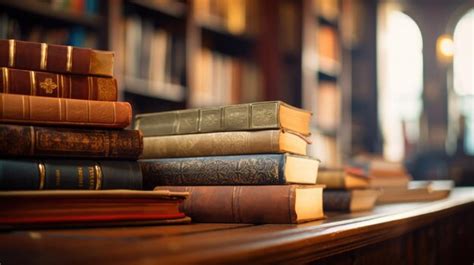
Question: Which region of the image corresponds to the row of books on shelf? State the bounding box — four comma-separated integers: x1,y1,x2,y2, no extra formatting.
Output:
124,14,185,93
0,39,453,230
0,13,98,48
192,48,262,106
40,0,100,15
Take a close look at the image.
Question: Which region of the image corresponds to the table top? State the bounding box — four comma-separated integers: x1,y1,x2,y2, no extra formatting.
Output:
1,187,473,264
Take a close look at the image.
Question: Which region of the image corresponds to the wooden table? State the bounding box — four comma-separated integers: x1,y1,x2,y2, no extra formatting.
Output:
1,188,473,264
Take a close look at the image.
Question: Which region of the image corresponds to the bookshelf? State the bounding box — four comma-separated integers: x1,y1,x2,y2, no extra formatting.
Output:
301,0,352,167
0,0,108,49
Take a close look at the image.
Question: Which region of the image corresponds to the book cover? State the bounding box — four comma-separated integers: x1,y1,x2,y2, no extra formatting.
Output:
0,67,117,101
0,93,131,128
0,190,188,228
0,124,143,159
155,185,324,224
141,154,320,188
141,130,308,158
134,101,311,137
0,159,142,190
0,39,114,76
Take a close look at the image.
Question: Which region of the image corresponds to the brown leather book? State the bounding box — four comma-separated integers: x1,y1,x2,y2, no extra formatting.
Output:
0,39,114,77
0,93,131,128
154,185,325,224
142,130,309,158
0,124,142,159
323,190,380,212
317,167,370,189
0,67,117,101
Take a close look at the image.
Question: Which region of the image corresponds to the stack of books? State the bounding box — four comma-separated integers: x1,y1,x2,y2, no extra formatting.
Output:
136,101,325,224
0,39,188,227
317,167,380,212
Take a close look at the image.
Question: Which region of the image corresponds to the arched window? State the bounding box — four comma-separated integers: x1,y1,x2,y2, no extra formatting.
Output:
453,8,474,154
378,8,424,161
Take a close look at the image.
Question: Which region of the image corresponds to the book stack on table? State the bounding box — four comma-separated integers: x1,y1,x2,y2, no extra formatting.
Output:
317,167,380,212
0,39,189,228
136,101,326,224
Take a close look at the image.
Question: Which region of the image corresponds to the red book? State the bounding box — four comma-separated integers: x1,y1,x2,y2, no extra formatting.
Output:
0,67,117,101
0,190,189,228
0,93,131,128
0,39,114,77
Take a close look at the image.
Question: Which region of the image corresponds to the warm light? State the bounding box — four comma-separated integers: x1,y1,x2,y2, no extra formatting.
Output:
437,35,454,61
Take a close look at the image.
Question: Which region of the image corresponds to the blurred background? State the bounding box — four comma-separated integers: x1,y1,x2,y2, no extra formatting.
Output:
0,0,472,185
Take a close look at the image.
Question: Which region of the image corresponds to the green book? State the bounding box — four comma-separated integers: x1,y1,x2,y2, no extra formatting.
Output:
134,101,312,137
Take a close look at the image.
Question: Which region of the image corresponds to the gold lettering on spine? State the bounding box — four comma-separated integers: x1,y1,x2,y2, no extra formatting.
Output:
40,43,48,70
2,68,9,93
77,167,84,188
8,39,15,67
38,162,46,190
66,46,73,72
94,164,103,190
30,71,36,95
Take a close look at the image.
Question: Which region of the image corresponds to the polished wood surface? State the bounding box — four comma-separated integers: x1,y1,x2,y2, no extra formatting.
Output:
1,188,473,264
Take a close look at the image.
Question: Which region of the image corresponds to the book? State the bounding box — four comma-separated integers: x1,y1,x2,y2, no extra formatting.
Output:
0,190,188,228
377,180,453,204
349,156,412,188
141,130,309,158
0,93,131,128
317,167,370,189
0,124,143,159
323,189,380,212
0,159,142,190
141,154,320,188
0,67,117,101
135,101,312,137
0,39,113,76
154,185,324,224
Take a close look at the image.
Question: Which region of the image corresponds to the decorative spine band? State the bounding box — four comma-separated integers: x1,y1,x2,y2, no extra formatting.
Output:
8,39,15,67
40,43,48,70
66,46,73,72
38,162,46,190
30,71,36,95
2,68,9,93
94,163,103,190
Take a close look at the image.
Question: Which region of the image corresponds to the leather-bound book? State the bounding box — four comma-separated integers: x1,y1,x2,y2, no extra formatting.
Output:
135,101,312,137
0,93,131,128
323,190,380,212
141,154,320,188
316,167,370,189
0,39,114,77
0,159,142,190
142,130,309,158
0,67,117,101
0,190,189,228
0,124,143,159
155,185,324,224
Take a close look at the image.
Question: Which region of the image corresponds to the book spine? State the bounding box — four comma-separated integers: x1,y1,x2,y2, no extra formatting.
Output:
135,101,281,136
0,39,114,77
316,171,346,188
140,154,286,188
142,130,280,158
0,94,131,128
0,124,143,159
323,191,352,211
156,186,297,224
0,67,117,101
0,159,142,190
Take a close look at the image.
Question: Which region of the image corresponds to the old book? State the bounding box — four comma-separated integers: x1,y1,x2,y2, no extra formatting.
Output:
377,180,453,204
323,189,380,212
0,93,131,128
142,130,308,158
0,124,143,159
0,159,142,190
155,185,324,224
0,190,188,228
0,67,117,101
349,157,412,188
0,39,114,77
317,167,370,189
134,101,312,137
141,154,320,188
